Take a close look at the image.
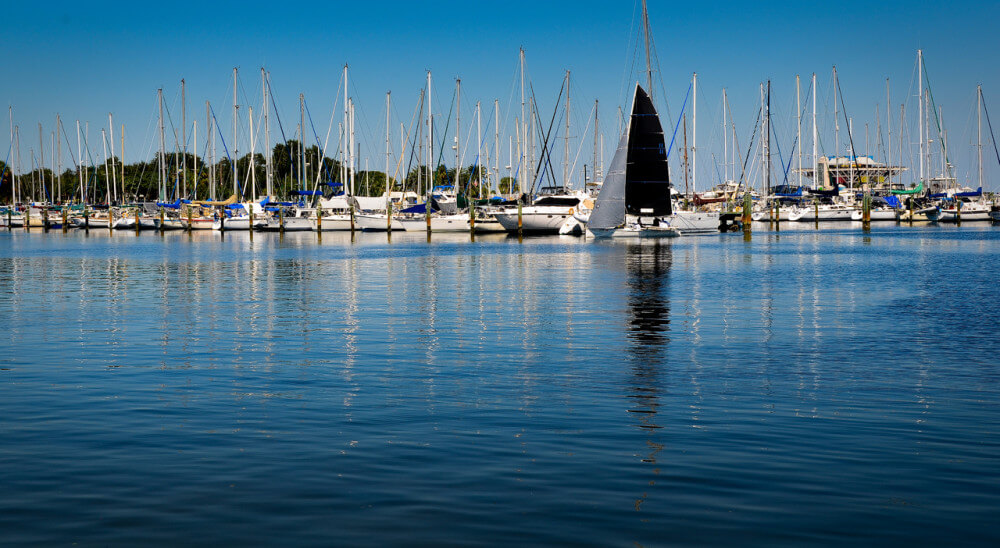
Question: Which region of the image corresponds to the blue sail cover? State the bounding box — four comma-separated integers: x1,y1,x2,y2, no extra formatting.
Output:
400,203,429,214
156,198,183,209
956,187,983,197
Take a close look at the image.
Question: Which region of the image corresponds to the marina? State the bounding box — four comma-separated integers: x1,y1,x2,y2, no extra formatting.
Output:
3,0,1000,545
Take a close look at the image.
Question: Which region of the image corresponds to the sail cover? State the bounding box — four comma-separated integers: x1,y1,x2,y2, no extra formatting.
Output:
589,84,671,230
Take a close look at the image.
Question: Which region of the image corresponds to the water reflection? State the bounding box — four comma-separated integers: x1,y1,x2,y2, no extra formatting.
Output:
621,242,673,516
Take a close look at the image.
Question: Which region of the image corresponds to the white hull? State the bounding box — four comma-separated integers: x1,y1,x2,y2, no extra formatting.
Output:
1,215,25,228
72,217,112,229
186,218,215,230
850,209,899,221
311,214,355,231
356,214,405,231
260,217,313,232
398,215,470,232
788,206,858,222
212,216,262,231
494,211,573,233
751,210,793,222
589,225,681,239
937,208,992,222
666,210,721,234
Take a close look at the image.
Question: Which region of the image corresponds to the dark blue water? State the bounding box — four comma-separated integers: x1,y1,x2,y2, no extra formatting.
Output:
2,225,999,546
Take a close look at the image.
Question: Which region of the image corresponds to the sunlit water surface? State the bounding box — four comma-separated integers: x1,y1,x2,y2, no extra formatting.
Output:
2,224,999,545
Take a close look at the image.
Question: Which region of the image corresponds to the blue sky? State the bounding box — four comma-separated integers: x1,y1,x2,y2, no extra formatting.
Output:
4,0,1000,190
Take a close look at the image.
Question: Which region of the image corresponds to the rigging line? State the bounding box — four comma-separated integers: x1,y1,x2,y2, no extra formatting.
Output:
980,91,1000,172
921,61,953,176
528,80,565,191
835,73,858,162
738,105,763,191
666,82,692,161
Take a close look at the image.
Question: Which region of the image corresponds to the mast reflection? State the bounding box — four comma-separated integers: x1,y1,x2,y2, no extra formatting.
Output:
623,241,673,515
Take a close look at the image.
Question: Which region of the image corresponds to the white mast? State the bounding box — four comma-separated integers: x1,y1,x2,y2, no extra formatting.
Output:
249,105,255,199
101,129,109,204
519,48,525,199
563,70,570,191
232,67,238,197
978,85,983,190
300,94,305,194
722,90,728,183
833,66,840,162
456,78,461,195
385,90,391,204
494,99,500,194
182,78,187,198
158,90,165,201
55,115,60,203
476,100,482,198
193,120,197,200
350,99,356,197
693,71,698,194
343,64,349,195
263,68,272,197
109,113,117,204
918,50,924,184
593,99,600,185
812,73,818,188
76,120,83,202
886,79,891,185
426,70,432,199
796,74,802,187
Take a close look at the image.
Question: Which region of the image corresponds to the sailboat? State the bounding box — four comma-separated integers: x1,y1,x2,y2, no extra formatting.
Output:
588,84,679,238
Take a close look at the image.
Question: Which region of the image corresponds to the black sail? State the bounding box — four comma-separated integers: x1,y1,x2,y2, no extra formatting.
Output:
624,85,672,217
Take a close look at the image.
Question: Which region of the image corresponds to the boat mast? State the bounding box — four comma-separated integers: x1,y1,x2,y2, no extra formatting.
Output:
207,101,215,201
76,120,82,202
563,70,570,192
182,78,187,198
249,104,255,199
350,98,356,197
494,99,500,194
812,73,818,188
642,0,653,101
886,79,891,185
456,78,462,197
722,89,728,183
300,94,306,195
520,47,525,200
232,67,238,198
192,120,197,201
796,74,802,187
101,128,109,204
263,68,272,197
385,90,391,206
918,50,924,184
158,89,165,201
56,116,62,203
693,72,697,195
426,70,432,201
476,100,482,199
109,113,117,204
833,66,839,164
593,99,600,185
978,84,983,190
343,64,349,197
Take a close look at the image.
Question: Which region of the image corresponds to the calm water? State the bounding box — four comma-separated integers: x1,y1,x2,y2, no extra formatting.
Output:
2,224,999,546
